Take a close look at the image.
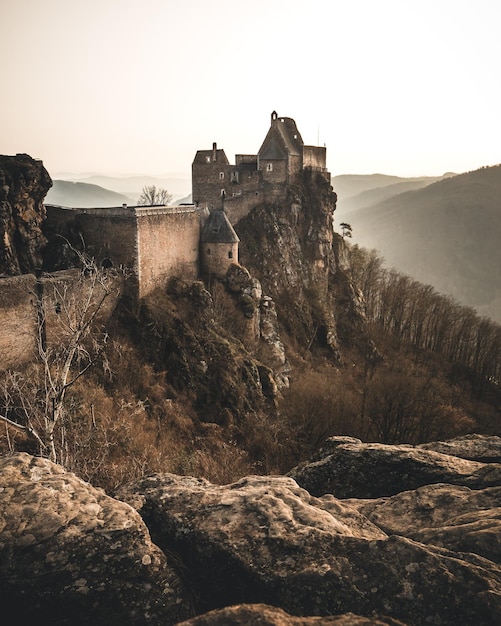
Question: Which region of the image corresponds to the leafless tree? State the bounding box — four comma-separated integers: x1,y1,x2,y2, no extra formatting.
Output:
0,250,121,464
137,185,173,206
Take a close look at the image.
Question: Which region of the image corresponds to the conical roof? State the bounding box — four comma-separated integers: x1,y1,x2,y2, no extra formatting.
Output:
200,210,240,244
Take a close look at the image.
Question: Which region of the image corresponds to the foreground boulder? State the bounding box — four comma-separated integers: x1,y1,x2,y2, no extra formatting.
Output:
346,483,501,563
120,473,501,625
288,438,501,498
177,603,407,625
0,453,193,625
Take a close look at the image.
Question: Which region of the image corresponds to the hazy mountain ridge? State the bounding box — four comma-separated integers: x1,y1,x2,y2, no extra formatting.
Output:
54,173,191,204
338,165,501,322
46,180,134,208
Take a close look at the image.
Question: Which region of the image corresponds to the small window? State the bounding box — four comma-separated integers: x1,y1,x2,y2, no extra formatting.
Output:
266,163,273,172
206,156,211,163
207,248,211,255
228,250,233,259
219,172,224,179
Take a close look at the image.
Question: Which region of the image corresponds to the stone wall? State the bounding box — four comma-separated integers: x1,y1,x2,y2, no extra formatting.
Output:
45,205,204,298
303,146,327,170
136,207,201,297
201,243,239,279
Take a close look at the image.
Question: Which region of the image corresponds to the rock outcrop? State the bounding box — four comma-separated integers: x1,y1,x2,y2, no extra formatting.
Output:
288,437,501,498
0,453,193,625
2,442,501,625
0,154,52,275
345,483,501,564
120,472,501,626
418,433,501,463
177,604,407,625
236,172,372,359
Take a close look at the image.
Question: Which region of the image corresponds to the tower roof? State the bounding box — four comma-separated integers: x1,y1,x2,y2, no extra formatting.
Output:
259,114,304,160
200,209,240,244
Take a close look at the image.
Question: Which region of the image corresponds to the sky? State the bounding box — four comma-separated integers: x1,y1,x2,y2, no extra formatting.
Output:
1,0,500,181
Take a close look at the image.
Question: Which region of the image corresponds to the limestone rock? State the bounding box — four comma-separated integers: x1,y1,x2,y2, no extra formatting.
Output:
177,603,407,625
121,473,501,625
0,453,193,625
347,483,501,563
0,154,52,275
418,434,501,463
288,439,501,498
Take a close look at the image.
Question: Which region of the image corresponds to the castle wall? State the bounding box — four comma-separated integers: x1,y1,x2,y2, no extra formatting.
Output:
0,275,38,370
303,146,327,170
45,205,138,270
136,207,201,297
201,244,239,279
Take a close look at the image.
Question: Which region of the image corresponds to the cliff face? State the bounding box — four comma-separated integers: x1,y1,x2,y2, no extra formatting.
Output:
236,171,370,358
0,154,52,275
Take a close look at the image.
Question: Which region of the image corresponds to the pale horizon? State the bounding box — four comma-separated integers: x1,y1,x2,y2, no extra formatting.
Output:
2,0,500,181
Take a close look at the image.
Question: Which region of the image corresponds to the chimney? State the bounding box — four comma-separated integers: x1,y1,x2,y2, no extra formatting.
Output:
212,142,217,161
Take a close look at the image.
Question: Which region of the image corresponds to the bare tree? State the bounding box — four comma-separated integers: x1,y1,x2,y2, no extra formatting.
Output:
0,250,121,464
137,185,173,206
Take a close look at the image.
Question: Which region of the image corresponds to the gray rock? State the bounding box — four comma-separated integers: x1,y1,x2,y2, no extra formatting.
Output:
418,434,501,463
176,603,407,625
288,440,501,498
0,453,193,625
121,473,501,626
347,483,501,563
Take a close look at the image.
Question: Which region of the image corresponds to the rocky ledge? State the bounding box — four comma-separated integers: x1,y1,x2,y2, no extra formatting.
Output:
0,153,52,275
1,434,501,625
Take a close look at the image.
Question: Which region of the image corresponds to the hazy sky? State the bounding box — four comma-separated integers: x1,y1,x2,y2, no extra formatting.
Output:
1,0,500,179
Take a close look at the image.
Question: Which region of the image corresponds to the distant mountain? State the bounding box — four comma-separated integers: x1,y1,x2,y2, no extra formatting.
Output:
336,165,501,323
332,173,454,214
46,180,133,208
67,175,191,203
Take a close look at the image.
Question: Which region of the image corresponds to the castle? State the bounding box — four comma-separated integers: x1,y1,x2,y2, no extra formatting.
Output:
45,111,330,298
193,111,330,224
1,113,330,368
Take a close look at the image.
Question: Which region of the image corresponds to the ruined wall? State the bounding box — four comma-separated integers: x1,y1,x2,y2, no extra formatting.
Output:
0,275,38,370
303,146,327,170
136,207,201,297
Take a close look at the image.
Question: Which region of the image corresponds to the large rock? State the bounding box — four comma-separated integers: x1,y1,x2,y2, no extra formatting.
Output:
0,453,193,625
120,473,501,625
288,438,501,498
418,434,501,463
0,154,52,275
177,603,407,625
346,483,501,563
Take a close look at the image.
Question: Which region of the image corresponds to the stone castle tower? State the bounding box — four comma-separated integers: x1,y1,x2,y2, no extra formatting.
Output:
192,111,330,224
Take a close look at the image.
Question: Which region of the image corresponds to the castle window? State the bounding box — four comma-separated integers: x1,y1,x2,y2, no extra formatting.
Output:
207,248,211,255
219,172,224,179
206,156,211,163
231,171,239,183
266,163,273,172
228,250,233,259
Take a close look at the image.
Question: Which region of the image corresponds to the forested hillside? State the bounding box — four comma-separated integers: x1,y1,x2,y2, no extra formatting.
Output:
337,165,501,322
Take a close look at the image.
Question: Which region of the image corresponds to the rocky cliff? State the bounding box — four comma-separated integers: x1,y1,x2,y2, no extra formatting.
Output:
236,171,372,359
0,154,52,275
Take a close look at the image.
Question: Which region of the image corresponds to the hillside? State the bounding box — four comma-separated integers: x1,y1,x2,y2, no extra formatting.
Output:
46,180,133,208
332,173,451,213
337,165,501,322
